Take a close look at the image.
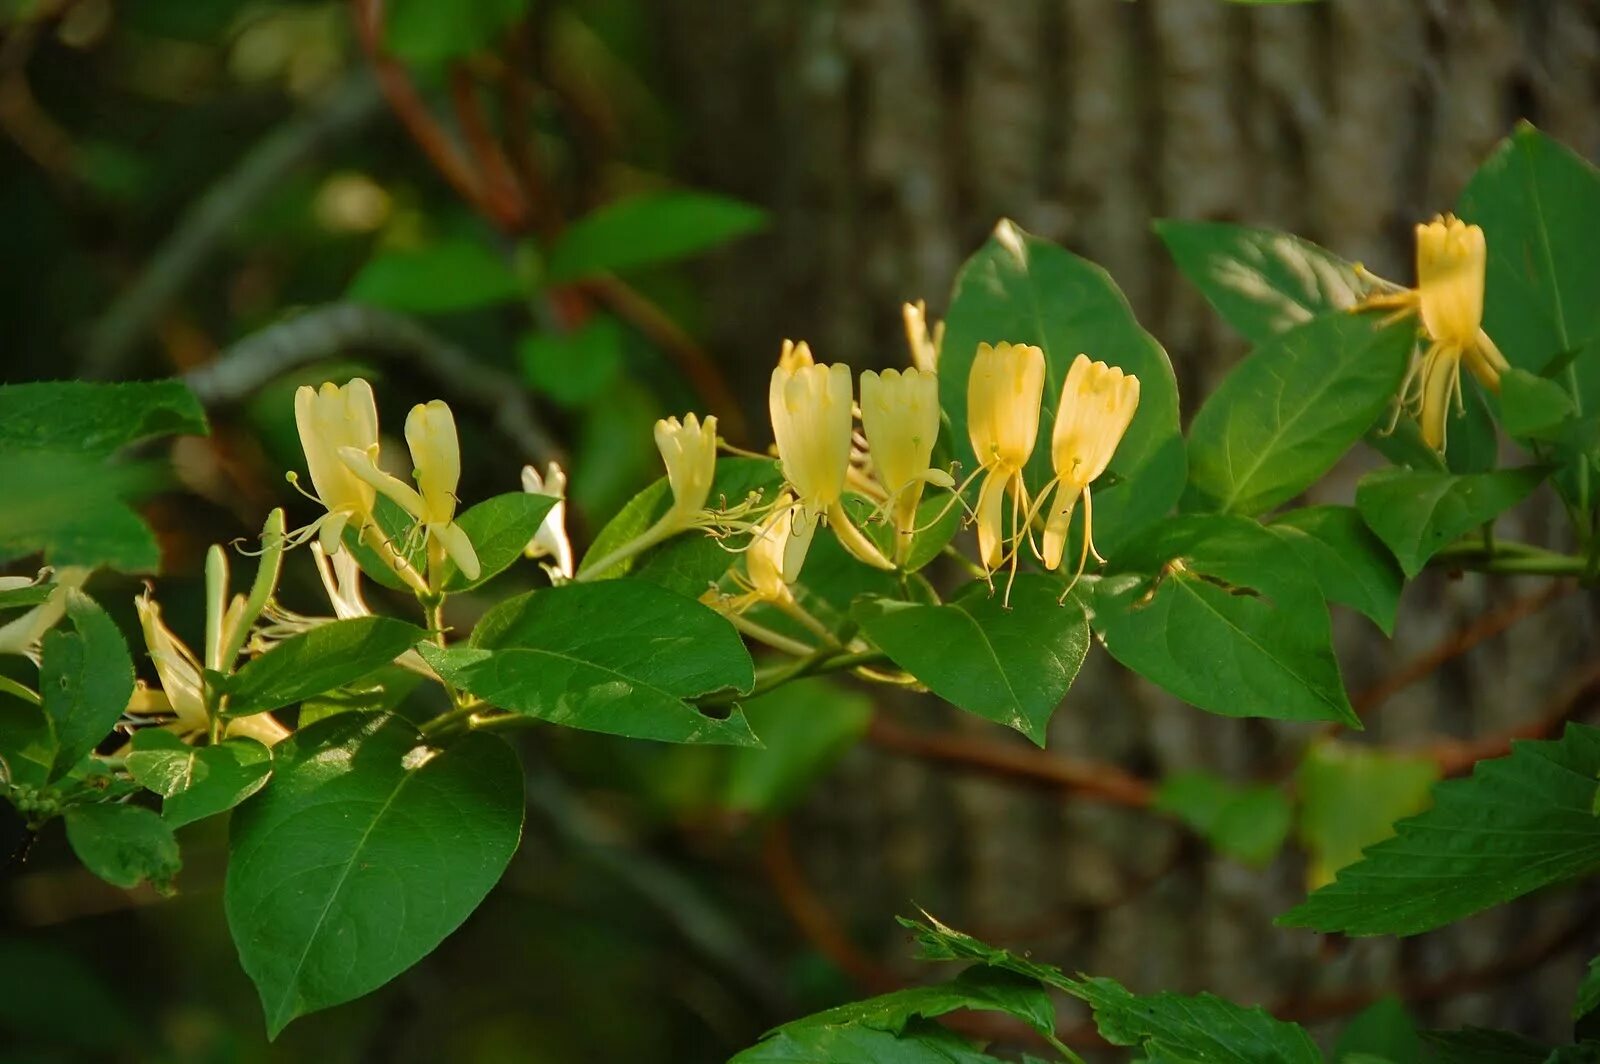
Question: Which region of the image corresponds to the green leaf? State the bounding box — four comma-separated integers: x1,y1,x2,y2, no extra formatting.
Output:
64,803,181,891
125,731,272,829
1073,976,1323,1064
1156,220,1365,344
578,457,782,595
39,591,134,782
1184,314,1413,515
0,700,55,788
777,966,1056,1040
227,714,524,1037
0,379,206,457
853,575,1090,745
1092,514,1356,726
1498,366,1578,439
1268,506,1403,634
348,238,524,314
1354,466,1546,578
224,618,425,718
1577,955,1600,1022
941,220,1186,558
0,584,53,610
297,664,427,727
1154,771,1292,867
1279,723,1600,936
518,316,626,408
1334,997,1420,1064
440,491,556,592
1458,125,1600,389
0,451,165,571
1297,741,1439,889
722,678,872,815
384,0,529,68
544,192,768,283
733,1018,999,1064
428,580,757,745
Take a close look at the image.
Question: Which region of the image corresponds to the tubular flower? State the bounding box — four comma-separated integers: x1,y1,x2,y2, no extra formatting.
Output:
859,368,953,560
132,593,288,747
769,341,892,578
1359,215,1510,450
654,413,719,527
1040,355,1140,585
340,400,481,587
291,378,379,553
521,462,574,581
967,341,1047,573
0,567,89,662
726,492,797,611
902,300,943,374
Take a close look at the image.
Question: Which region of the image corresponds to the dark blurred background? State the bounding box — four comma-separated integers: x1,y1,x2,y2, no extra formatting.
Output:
3,1,1599,1061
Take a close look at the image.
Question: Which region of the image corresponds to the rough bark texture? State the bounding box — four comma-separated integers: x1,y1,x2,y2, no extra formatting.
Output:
657,0,1600,1047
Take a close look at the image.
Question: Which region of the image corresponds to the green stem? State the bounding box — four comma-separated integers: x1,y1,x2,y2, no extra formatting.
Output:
419,704,478,739
1429,540,1587,577
0,675,40,706
940,542,987,579
574,518,680,582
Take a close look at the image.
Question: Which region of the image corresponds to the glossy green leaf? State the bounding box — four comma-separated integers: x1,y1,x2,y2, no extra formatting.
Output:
1498,366,1578,439
722,679,872,815
941,220,1186,558
428,580,757,745
1092,514,1356,726
64,803,180,891
297,664,426,728
853,575,1090,745
348,238,524,314
1154,771,1292,867
224,618,425,718
1458,125,1600,390
1297,741,1439,889
1355,466,1546,578
1185,314,1412,515
40,591,134,782
1334,997,1420,1064
545,192,768,283
1156,220,1365,343
518,316,625,408
1279,724,1600,936
126,730,272,829
0,378,206,457
227,714,523,1037
440,491,556,592
1268,505,1403,634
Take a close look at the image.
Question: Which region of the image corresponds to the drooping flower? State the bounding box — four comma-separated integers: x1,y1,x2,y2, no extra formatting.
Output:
902,300,943,374
727,492,797,610
132,592,288,747
521,461,574,581
340,400,481,588
291,378,379,553
1040,355,1140,586
769,341,892,578
858,367,953,560
967,341,1047,574
1359,215,1510,450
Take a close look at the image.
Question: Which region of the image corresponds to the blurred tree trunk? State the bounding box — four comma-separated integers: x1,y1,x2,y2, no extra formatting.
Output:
657,0,1600,1044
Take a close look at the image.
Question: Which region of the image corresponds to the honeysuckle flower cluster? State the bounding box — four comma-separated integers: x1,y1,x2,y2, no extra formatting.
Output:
1358,214,1509,450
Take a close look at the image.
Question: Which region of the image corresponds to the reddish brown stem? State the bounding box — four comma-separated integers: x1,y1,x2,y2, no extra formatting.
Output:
448,64,528,232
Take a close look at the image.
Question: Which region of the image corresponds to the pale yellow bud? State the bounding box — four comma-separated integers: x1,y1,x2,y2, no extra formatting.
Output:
859,368,950,545
293,378,379,552
967,342,1046,472
135,593,208,730
769,347,853,518
1042,355,1140,571
653,413,719,523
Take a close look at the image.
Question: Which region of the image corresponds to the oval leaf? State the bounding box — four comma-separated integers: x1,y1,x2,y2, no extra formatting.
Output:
64,803,180,891
545,192,768,284
226,714,524,1037
224,617,425,718
41,590,134,782
1267,505,1403,634
126,730,272,829
1354,466,1546,578
440,491,556,592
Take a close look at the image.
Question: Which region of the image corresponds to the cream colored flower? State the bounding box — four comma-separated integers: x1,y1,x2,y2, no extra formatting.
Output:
654,413,719,526
0,568,89,662
521,462,574,581
967,341,1047,572
341,400,481,586
902,300,943,374
291,378,379,553
1040,355,1140,582
858,368,952,560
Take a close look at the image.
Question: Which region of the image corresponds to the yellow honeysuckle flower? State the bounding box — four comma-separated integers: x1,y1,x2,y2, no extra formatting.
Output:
1040,355,1140,586
132,593,288,747
340,400,481,587
967,341,1047,574
521,461,574,581
902,300,943,374
1359,215,1510,450
733,492,797,609
291,378,379,553
655,413,719,526
769,341,892,578
0,567,88,662
859,367,953,560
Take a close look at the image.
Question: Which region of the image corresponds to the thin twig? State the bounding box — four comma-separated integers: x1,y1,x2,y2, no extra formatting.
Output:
183,302,560,463
865,714,1156,808
1415,660,1600,777
448,64,528,231
82,73,385,377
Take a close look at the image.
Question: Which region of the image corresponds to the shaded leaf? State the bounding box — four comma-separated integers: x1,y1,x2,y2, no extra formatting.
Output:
40,591,134,782
545,192,768,283
348,239,524,314
1268,506,1403,634
1154,771,1292,867
0,379,206,457
1297,742,1439,889
440,491,556,592
224,618,425,718
64,803,180,891
126,730,272,829
1355,467,1546,578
